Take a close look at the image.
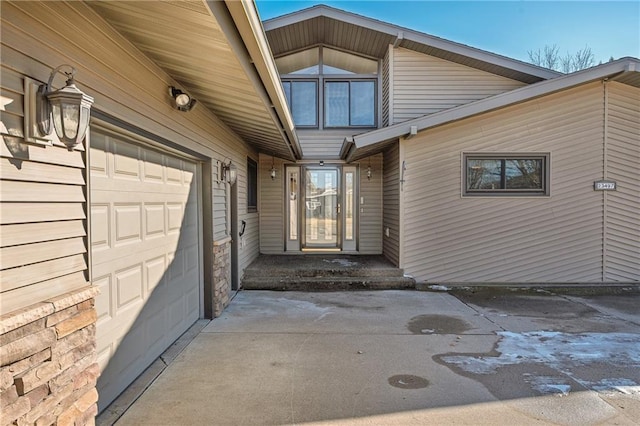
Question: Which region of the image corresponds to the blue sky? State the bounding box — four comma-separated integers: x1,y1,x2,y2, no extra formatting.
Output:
255,1,640,65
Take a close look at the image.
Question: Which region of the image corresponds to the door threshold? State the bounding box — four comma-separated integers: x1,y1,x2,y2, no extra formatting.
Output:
302,248,341,252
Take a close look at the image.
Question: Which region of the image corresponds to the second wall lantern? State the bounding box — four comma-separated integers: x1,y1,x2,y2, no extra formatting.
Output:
37,64,94,150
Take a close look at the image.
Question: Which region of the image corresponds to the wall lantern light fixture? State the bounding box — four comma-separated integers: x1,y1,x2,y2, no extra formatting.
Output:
36,65,94,150
367,157,372,180
220,160,237,185
270,157,277,180
170,86,196,112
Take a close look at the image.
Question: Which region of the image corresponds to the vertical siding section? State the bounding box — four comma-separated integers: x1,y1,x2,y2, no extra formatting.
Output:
382,143,400,265
1,64,88,314
259,153,284,253
213,181,227,240
605,82,640,281
359,154,383,254
402,82,606,283
392,48,526,124
381,46,391,127
238,159,260,276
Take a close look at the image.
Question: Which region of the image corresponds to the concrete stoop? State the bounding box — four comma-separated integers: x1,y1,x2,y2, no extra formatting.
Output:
241,254,416,291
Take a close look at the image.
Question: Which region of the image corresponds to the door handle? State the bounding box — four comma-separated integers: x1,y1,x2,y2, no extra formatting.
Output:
337,203,341,214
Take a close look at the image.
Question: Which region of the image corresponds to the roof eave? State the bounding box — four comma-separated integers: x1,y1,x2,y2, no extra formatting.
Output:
217,0,302,160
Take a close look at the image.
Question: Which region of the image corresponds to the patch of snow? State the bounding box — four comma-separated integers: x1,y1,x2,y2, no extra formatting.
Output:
525,375,571,396
441,331,640,393
421,329,435,334
325,259,358,267
587,378,640,395
428,285,450,291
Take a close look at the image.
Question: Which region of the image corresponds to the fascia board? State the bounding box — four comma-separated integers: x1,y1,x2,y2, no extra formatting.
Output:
221,0,302,160
400,30,561,80
264,5,560,80
354,59,639,148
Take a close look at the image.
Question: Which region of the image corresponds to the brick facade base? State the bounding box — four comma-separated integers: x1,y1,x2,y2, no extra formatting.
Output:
212,238,232,317
1,286,100,426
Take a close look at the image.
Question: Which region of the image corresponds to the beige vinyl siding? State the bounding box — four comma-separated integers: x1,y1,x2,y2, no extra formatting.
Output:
238,158,260,276
359,154,383,254
402,82,607,283
1,1,262,312
298,129,354,159
382,143,400,265
604,82,640,281
0,63,89,314
392,48,526,124
213,184,227,240
382,46,391,127
259,153,284,254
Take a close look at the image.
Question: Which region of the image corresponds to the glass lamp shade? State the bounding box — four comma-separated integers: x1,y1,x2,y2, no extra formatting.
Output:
226,163,237,185
47,79,94,149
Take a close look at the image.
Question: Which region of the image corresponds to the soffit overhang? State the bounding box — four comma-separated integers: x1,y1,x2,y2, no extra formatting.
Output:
343,58,640,162
264,5,560,84
89,0,301,161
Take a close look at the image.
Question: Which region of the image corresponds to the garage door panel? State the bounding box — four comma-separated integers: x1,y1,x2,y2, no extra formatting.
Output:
113,142,140,179
91,204,110,251
114,204,143,245
114,263,144,310
94,274,112,325
144,204,166,237
92,131,201,411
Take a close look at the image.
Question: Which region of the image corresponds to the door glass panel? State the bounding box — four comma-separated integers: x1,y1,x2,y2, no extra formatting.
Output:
305,169,338,247
288,169,298,240
345,172,354,241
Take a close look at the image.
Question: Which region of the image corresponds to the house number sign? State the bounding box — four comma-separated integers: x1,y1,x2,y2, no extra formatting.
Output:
594,180,617,191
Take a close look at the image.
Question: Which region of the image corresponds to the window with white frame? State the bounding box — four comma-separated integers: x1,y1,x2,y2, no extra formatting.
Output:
463,153,550,196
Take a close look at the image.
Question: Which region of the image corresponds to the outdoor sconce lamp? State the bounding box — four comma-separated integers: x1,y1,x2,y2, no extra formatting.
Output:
270,157,277,180
37,65,94,150
220,160,237,185
170,86,196,112
367,158,372,180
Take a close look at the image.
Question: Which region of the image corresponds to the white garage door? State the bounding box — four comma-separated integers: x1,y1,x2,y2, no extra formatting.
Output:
90,129,201,410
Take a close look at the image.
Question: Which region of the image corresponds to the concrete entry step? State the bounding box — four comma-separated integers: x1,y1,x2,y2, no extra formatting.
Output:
241,255,416,291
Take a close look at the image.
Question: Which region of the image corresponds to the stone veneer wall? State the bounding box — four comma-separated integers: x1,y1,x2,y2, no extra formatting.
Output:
1,286,100,425
212,237,232,317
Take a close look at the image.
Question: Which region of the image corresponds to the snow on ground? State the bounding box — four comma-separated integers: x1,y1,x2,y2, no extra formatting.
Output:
441,331,640,395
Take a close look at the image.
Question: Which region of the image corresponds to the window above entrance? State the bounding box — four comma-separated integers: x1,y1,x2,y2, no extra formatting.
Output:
278,47,379,129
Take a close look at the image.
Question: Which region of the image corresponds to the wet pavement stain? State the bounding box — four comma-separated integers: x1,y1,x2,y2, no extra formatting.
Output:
407,314,471,334
434,331,640,400
388,375,430,389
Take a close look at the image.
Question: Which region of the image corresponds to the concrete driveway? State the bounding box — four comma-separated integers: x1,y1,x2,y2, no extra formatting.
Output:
102,289,640,425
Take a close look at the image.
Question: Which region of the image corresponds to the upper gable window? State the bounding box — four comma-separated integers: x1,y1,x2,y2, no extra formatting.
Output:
276,47,378,75
276,48,320,74
322,48,378,74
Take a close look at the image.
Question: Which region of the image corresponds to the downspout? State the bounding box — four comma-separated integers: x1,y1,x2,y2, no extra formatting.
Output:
398,139,406,270
602,79,609,282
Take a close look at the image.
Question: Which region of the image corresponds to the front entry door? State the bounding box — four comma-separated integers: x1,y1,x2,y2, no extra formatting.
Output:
304,167,339,249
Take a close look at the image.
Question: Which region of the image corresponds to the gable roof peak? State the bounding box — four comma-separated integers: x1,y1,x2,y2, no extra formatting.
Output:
263,3,560,83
